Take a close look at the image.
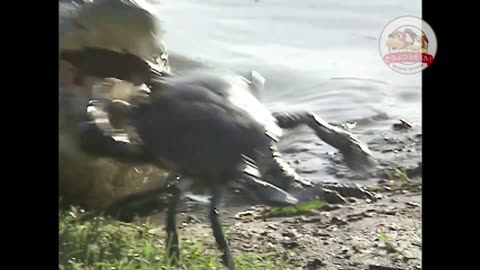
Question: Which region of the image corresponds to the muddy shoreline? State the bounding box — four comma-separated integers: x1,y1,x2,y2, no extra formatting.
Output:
59,2,421,268
138,182,420,270
129,121,422,270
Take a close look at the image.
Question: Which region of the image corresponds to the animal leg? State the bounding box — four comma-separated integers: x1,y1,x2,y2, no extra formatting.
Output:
256,144,313,190
236,160,299,207
255,144,348,204
209,187,235,270
272,111,377,172
165,183,181,265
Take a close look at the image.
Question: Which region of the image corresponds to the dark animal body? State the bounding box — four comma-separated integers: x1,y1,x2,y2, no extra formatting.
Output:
60,1,378,269
77,70,376,269
132,73,274,181
78,70,298,269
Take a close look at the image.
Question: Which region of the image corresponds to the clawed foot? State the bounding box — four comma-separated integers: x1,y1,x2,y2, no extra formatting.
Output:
331,127,378,173
272,111,377,173
292,181,377,205
319,182,376,201
166,233,180,265
307,113,377,173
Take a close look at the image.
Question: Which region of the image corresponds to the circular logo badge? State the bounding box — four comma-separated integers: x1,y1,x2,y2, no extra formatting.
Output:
379,16,437,74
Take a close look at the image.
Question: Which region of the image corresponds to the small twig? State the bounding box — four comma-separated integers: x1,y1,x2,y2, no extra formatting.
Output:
377,228,404,255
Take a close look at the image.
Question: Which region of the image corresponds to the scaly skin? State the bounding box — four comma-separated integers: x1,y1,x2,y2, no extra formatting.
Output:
63,1,378,219
77,79,378,225
59,0,172,210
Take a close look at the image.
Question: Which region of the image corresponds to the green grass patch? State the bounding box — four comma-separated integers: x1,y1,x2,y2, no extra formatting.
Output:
378,228,403,255
60,207,289,270
261,199,327,218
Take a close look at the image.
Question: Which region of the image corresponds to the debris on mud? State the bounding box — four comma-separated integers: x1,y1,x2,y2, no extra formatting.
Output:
138,189,422,270
72,122,422,270
405,201,421,208
369,265,401,270
331,216,349,226
281,240,300,249
306,258,325,270
378,228,402,254
392,119,413,131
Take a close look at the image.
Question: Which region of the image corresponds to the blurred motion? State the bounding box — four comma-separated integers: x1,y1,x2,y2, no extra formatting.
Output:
58,1,422,269
59,0,170,209
74,65,376,268
59,0,377,211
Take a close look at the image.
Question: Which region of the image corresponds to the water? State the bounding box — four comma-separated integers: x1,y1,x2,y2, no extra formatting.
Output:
152,0,422,182
154,0,421,125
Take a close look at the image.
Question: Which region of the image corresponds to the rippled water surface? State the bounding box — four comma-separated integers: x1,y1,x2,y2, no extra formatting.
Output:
155,0,421,125
152,0,422,182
